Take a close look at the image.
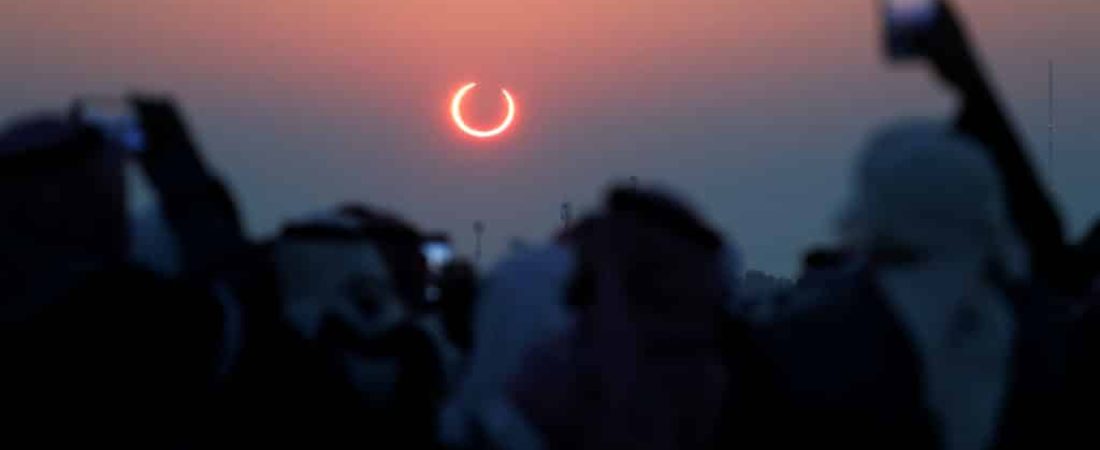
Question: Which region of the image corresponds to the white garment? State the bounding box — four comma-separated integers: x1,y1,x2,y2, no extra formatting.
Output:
273,240,407,340
274,237,417,411
848,119,1022,450
880,259,1015,450
438,244,575,450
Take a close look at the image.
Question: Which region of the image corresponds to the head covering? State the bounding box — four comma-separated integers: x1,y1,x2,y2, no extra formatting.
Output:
846,119,1019,262
438,244,574,450
0,113,126,321
847,118,1018,450
274,206,413,340
511,186,734,450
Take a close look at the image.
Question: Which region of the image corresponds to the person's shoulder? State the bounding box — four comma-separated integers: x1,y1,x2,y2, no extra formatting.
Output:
752,268,900,372
764,268,874,328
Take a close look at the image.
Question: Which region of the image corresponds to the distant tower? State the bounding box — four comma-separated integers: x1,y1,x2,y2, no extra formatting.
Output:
561,202,573,228
473,221,485,266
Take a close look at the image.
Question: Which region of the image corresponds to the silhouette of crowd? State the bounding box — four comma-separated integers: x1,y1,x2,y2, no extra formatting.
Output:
2,2,1098,449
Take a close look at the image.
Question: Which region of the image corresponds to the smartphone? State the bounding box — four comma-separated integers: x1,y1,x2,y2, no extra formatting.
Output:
884,0,942,60
74,97,146,154
423,239,455,275
422,236,454,303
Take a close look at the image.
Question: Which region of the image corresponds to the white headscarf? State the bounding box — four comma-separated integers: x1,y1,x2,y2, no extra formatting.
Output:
438,244,574,450
275,232,413,406
846,119,1021,450
274,239,407,341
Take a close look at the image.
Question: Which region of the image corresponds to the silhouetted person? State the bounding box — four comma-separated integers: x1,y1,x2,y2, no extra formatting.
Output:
0,96,245,446
439,242,574,449
0,115,126,325
508,186,770,450
220,205,444,449
760,120,1072,450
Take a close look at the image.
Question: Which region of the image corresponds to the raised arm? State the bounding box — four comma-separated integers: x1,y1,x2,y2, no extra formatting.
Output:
133,96,248,278
923,1,1066,280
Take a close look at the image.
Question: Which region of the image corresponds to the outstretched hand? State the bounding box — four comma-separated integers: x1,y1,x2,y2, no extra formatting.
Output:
129,94,212,191
128,94,246,275
131,95,197,153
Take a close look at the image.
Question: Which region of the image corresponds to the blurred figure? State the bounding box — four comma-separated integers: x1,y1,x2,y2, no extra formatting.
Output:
0,97,245,446
222,205,444,448
416,235,471,390
439,244,574,450
506,187,769,450
0,115,126,324
761,120,1072,450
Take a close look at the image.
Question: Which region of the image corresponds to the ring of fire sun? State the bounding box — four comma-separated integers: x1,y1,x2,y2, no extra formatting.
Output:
450,82,516,139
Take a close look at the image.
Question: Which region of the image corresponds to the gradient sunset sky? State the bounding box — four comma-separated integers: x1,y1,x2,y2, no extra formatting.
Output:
2,0,1098,275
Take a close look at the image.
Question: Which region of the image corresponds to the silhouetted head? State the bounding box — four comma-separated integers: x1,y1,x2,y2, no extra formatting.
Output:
512,186,734,450
604,185,725,251
281,204,428,307
337,204,429,309
842,119,1021,273
274,204,428,339
0,114,126,322
276,216,400,340
567,185,731,317
844,120,1020,450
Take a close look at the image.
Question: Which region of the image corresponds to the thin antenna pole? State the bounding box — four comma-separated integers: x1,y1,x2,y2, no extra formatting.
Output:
561,202,572,229
1048,60,1055,173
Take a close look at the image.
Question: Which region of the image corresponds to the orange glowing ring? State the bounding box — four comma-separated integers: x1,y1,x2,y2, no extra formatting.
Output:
451,82,516,138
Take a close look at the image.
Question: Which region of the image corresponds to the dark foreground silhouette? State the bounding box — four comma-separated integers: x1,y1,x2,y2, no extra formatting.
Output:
1,2,1098,449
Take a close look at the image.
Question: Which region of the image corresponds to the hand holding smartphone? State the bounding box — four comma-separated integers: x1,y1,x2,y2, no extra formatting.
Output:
423,240,455,275
422,235,455,303
881,0,985,93
128,95,218,192
73,97,146,154
883,0,942,61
